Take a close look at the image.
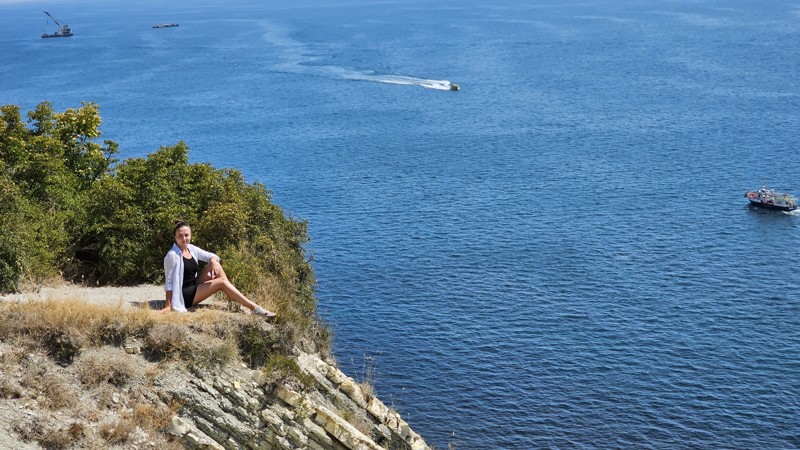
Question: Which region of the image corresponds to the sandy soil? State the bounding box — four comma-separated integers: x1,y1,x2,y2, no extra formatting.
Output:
0,283,167,310
0,283,234,449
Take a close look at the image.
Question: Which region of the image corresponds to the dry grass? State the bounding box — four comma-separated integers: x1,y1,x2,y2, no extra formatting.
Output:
190,335,239,370
0,295,322,448
132,400,180,432
240,268,333,357
77,348,140,387
0,379,23,399
98,414,136,444
0,298,154,347
357,354,379,401
245,274,283,314
341,408,375,439
12,419,85,450
17,371,79,410
41,377,79,410
0,296,236,334
0,288,332,371
262,354,314,393
143,323,191,360
0,298,242,364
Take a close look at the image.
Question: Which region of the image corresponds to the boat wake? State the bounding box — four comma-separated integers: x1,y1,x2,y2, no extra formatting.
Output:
259,22,454,91
309,63,456,90
335,70,453,90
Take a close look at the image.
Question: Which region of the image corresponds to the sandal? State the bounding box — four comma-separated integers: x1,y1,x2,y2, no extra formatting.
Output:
253,306,276,319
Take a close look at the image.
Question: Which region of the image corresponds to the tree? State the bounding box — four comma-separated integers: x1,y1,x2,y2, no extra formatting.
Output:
0,102,316,326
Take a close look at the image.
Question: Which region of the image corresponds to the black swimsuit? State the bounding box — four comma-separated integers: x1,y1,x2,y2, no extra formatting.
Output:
182,255,199,307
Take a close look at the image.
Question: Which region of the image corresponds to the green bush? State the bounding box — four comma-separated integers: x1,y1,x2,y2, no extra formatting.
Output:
1,101,323,352
237,320,276,369
0,102,316,320
0,102,116,290
263,354,314,393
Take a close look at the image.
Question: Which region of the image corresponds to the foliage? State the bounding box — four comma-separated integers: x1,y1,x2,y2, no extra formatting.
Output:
0,102,318,331
0,102,117,291
143,323,190,361
237,320,276,369
263,354,314,393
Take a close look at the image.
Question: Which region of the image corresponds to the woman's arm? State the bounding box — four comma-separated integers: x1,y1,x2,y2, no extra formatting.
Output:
162,251,179,313
159,290,173,314
192,245,220,264
191,245,222,278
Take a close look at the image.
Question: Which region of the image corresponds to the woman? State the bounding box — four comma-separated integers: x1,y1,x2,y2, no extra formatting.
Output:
160,220,276,317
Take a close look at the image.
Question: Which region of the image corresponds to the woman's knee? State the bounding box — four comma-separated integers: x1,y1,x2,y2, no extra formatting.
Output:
220,279,234,291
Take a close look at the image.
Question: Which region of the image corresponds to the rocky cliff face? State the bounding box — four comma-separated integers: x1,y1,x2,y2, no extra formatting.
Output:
163,352,429,450
0,288,430,450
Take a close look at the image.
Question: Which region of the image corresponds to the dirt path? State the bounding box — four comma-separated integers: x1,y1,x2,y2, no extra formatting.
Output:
0,284,165,309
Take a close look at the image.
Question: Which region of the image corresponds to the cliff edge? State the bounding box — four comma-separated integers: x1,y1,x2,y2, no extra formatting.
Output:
0,285,430,450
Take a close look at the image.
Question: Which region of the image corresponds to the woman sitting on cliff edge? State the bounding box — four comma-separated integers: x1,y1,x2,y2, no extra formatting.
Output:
160,220,276,318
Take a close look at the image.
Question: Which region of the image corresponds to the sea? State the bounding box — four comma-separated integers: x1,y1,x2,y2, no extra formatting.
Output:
2,0,799,448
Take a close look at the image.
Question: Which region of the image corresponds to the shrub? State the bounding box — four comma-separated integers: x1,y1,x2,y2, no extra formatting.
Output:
190,336,238,370
237,321,275,369
263,354,314,393
132,402,179,433
38,427,74,450
12,419,81,450
77,350,137,387
2,101,326,355
0,237,21,293
143,323,191,361
98,415,135,444
263,355,314,392
1,102,315,313
40,377,79,410
43,328,84,366
96,317,130,347
0,102,117,291
0,379,23,399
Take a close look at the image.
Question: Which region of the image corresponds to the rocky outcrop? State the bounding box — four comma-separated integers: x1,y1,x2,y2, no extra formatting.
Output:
161,352,429,450
0,285,428,450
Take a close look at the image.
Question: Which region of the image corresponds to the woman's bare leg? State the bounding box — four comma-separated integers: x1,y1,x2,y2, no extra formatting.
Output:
194,262,274,316
193,278,261,310
193,264,257,310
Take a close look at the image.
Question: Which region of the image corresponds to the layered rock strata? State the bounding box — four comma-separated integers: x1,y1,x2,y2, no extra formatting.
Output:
163,352,429,450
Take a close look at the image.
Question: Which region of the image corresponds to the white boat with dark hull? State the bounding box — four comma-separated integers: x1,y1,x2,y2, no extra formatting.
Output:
744,182,797,211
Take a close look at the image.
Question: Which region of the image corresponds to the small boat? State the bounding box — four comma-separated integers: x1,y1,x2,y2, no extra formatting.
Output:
449,83,460,91
744,181,797,211
41,11,72,38
153,23,179,29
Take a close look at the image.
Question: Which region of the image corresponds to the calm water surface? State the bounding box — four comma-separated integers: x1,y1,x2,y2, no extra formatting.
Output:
2,0,799,448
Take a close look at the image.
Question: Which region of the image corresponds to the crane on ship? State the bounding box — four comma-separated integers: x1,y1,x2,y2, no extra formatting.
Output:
42,11,73,38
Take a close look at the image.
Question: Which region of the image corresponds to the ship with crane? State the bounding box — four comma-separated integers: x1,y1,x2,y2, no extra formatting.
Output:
41,11,73,38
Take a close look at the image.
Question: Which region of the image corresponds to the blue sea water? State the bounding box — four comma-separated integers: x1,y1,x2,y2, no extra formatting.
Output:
2,0,800,448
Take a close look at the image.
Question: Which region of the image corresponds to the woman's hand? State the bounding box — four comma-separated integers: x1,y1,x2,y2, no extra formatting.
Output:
161,292,173,313
208,258,222,279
